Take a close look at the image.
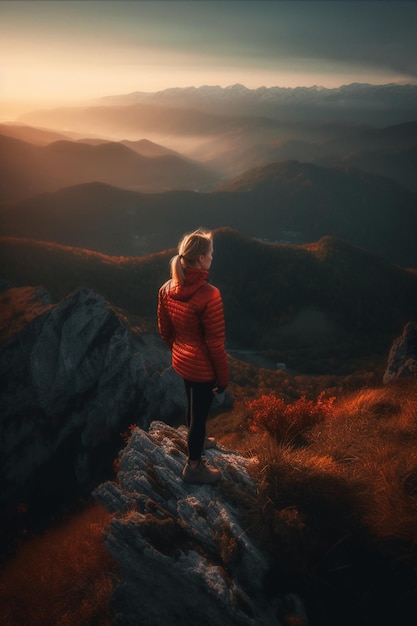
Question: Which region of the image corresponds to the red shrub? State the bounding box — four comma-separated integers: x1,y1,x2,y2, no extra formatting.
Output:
247,392,335,442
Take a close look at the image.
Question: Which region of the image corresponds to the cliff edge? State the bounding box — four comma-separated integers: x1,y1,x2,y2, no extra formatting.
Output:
94,421,307,626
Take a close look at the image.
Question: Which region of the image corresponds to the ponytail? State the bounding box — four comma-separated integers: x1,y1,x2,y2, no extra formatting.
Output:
170,254,186,285
170,228,212,285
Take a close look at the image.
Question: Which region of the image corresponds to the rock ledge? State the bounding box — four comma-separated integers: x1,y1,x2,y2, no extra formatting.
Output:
94,421,307,626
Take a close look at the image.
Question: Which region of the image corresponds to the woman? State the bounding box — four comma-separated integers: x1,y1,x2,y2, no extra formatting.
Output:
157,229,229,484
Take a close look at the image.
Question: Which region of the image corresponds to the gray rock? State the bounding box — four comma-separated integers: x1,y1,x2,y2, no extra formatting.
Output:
94,421,307,626
383,321,417,384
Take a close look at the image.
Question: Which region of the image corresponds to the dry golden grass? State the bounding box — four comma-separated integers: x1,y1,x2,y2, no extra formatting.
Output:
224,378,417,626
325,382,417,544
0,503,118,626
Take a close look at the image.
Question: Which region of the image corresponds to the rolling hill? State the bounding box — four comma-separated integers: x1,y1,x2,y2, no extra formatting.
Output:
318,145,417,194
2,161,416,267
205,121,417,191
76,137,181,158
0,134,218,204
211,229,417,350
0,123,72,145
1,230,416,364
120,138,180,158
214,161,417,266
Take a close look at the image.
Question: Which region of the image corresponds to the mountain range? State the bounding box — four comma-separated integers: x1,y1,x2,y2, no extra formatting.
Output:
0,134,217,203
6,114,416,197
25,83,417,126
1,159,416,267
2,83,417,346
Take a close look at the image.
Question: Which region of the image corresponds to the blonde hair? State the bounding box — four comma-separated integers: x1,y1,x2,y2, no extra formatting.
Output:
170,228,213,285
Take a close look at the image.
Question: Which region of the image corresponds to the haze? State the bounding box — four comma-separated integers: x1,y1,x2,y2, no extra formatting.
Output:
1,0,417,119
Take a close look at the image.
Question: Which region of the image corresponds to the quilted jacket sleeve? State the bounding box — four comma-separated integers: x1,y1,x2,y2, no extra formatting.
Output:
157,288,174,348
200,288,229,388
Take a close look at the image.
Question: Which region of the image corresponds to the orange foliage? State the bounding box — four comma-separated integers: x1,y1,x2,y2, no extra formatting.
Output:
247,392,335,441
0,504,117,626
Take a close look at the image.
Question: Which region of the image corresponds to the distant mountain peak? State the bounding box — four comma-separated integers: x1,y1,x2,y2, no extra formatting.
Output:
87,83,417,126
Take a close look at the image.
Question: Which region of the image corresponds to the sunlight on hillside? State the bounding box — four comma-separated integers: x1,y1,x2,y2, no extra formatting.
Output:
0,504,117,626
212,378,417,625
0,286,53,342
235,380,417,549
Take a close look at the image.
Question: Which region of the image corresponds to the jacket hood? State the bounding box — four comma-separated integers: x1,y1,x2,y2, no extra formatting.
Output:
168,267,209,302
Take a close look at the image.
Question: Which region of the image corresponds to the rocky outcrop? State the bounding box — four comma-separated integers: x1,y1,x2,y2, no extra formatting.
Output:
94,421,307,626
383,322,417,383
0,285,230,524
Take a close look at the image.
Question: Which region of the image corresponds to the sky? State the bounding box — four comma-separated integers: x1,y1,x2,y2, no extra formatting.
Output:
1,0,417,116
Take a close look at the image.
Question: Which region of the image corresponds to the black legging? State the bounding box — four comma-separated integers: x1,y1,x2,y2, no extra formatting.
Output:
184,379,216,461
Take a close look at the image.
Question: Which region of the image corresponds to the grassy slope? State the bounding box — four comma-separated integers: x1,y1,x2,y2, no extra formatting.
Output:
210,379,417,626
0,504,116,626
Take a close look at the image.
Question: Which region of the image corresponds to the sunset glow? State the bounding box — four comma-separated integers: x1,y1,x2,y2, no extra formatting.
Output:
1,0,417,119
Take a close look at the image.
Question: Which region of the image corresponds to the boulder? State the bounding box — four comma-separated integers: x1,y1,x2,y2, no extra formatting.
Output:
383,322,417,384
0,287,150,504
94,421,307,626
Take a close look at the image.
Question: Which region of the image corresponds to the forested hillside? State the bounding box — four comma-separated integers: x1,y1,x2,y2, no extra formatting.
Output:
2,230,416,374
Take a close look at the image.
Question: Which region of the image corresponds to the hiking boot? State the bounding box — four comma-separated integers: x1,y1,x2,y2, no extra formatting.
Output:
203,436,217,450
182,458,221,484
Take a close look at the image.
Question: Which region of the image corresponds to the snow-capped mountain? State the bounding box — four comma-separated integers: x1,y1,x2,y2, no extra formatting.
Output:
96,83,417,124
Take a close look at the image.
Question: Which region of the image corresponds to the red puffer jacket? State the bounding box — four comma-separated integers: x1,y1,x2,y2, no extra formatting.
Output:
158,267,229,387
